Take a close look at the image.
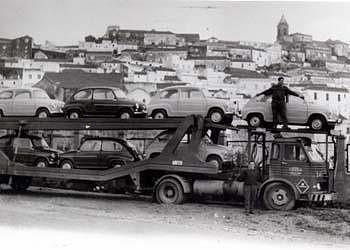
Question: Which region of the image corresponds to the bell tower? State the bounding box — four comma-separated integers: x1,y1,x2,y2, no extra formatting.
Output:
277,15,289,42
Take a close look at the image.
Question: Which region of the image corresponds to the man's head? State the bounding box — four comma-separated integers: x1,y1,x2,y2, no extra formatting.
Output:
277,76,284,85
248,161,255,170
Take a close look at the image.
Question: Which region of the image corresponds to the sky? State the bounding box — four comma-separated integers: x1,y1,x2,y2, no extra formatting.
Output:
1,0,350,45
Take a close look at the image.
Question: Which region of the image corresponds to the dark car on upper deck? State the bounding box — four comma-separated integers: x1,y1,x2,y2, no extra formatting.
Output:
63,87,147,119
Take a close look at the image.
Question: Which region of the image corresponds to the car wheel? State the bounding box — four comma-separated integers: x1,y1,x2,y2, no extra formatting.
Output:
152,110,167,119
36,109,50,118
309,116,326,130
60,159,74,169
208,109,224,123
263,183,295,211
68,110,80,119
10,176,31,192
206,155,222,168
120,110,132,119
248,114,263,127
35,158,49,168
155,178,185,204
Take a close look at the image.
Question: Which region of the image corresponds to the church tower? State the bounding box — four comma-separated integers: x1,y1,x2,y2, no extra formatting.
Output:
277,15,289,42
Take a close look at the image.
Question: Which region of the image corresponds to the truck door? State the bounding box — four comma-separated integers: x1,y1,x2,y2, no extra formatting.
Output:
280,143,311,195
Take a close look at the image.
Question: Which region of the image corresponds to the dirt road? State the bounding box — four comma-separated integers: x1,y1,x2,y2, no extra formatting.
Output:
0,186,349,250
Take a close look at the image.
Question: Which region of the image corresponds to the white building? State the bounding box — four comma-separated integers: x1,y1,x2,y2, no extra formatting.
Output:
230,59,257,71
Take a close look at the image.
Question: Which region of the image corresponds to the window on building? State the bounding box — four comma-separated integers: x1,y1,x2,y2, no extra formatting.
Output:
28,74,32,79
37,74,41,79
326,93,329,101
347,128,350,134
314,92,317,100
338,94,341,102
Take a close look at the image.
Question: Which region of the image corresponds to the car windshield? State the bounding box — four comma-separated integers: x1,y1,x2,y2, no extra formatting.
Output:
304,144,325,162
32,138,49,148
113,89,127,99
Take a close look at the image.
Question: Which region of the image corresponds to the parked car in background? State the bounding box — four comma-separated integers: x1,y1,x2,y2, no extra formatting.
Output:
241,95,338,130
147,86,234,123
59,137,142,169
0,88,64,117
63,87,147,119
145,130,234,169
0,134,61,168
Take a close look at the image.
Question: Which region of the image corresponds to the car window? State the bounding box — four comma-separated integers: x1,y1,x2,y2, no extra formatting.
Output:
14,90,31,99
80,140,101,151
0,91,13,99
33,90,49,99
74,89,92,100
0,136,11,146
283,144,307,162
159,89,178,99
102,140,123,152
13,138,33,149
271,144,280,160
93,89,115,100
189,89,203,99
32,138,49,148
113,89,127,99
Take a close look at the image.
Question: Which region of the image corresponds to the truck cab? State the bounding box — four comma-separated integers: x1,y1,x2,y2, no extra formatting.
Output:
260,136,331,210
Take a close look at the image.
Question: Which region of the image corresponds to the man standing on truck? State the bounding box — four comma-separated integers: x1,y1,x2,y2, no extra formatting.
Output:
256,77,304,129
238,161,261,215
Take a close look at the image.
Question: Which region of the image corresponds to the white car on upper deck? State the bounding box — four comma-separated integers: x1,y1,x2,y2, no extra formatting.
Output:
147,86,234,123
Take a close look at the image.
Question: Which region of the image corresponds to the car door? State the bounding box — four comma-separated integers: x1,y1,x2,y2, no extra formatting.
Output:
12,137,35,165
101,140,134,168
286,95,308,124
72,89,94,116
178,88,207,116
74,139,101,169
12,90,36,116
158,89,180,116
0,90,14,116
92,88,117,116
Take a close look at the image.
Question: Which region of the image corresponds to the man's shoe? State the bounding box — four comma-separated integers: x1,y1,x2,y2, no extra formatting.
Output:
249,211,254,214
245,211,250,216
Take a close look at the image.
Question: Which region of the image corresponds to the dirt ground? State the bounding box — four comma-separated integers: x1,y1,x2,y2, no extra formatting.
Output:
0,186,349,250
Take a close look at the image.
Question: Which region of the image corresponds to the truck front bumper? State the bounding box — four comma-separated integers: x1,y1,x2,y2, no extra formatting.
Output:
309,192,336,202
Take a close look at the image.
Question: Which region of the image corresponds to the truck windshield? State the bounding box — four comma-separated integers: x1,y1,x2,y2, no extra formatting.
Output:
304,144,324,162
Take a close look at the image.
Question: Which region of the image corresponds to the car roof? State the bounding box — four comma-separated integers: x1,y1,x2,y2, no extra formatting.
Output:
0,87,44,92
0,134,42,140
160,85,200,91
77,86,123,91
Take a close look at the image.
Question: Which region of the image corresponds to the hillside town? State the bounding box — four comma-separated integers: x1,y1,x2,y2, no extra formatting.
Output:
1,15,350,136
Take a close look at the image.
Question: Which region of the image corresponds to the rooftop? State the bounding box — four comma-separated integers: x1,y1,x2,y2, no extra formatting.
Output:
223,67,267,78
39,70,123,89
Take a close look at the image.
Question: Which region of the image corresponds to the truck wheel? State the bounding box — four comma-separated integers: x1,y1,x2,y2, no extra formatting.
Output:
155,178,185,204
247,114,263,127
11,176,31,192
206,155,222,168
263,183,295,210
208,109,224,123
35,158,49,168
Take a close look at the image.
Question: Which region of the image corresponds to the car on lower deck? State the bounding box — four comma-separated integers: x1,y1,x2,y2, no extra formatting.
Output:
241,95,338,130
147,86,234,124
59,137,142,170
0,88,64,117
145,130,234,170
0,134,61,168
63,87,147,119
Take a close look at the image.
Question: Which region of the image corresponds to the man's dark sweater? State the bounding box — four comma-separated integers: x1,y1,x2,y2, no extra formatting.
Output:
237,168,261,185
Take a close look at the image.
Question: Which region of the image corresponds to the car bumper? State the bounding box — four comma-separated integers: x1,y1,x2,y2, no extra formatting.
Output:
133,111,147,118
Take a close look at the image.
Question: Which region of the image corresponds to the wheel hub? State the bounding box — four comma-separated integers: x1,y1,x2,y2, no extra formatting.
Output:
121,113,130,119
211,112,222,123
250,117,260,127
37,162,46,168
38,112,48,118
165,187,175,198
155,113,164,119
312,119,322,129
271,189,288,206
70,113,79,119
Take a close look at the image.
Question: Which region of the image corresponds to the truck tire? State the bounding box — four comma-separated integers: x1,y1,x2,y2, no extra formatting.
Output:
247,114,263,128
208,109,224,123
263,182,295,210
11,176,31,192
309,115,326,131
155,178,185,204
